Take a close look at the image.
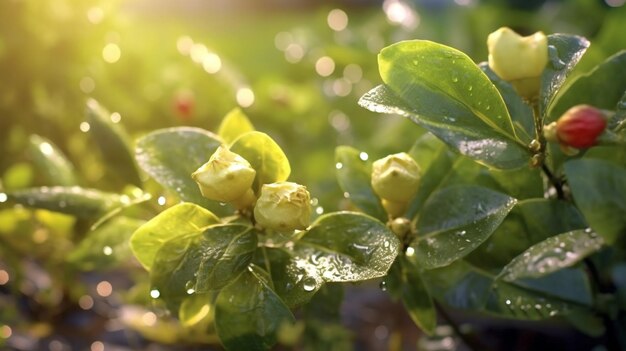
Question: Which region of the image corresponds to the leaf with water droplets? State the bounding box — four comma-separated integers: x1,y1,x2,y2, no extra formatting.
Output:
479,63,535,144
130,202,220,270
27,134,78,186
215,266,295,351
548,50,626,123
498,229,604,282
150,223,256,311
564,159,626,244
6,186,123,219
68,216,145,271
409,186,516,270
86,99,142,187
423,260,592,320
360,40,530,169
135,127,228,215
539,34,590,118
334,146,386,221
230,131,291,193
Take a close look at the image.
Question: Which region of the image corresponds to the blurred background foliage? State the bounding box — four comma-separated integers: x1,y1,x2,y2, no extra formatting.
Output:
0,0,625,350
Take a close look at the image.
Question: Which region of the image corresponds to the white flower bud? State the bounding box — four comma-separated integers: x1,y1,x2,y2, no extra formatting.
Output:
371,152,420,203
487,27,548,99
254,182,311,231
192,146,256,203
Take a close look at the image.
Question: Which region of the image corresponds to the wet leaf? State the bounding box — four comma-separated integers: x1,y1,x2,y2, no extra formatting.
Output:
360,40,530,169
409,186,516,270
86,99,142,187
539,34,590,118
498,229,604,281
215,267,295,351
130,202,220,270
549,50,626,122
6,186,122,219
334,146,386,221
68,216,145,271
218,108,255,144
28,134,77,186
150,224,255,310
135,127,228,214
564,159,626,244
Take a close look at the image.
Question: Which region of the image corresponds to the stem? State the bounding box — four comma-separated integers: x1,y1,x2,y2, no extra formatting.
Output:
541,164,565,199
434,302,494,351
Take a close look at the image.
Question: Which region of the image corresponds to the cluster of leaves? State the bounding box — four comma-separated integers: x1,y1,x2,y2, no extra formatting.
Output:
350,33,626,343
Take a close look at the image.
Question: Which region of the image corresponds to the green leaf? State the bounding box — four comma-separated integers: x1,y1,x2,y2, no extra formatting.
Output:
467,199,587,270
266,212,400,307
27,134,77,186
150,224,255,310
68,216,145,271
409,186,516,270
215,267,295,351
400,258,436,335
134,127,228,214
86,99,142,187
549,50,626,122
423,260,592,320
539,34,590,118
479,63,535,144
360,40,530,169
564,159,626,244
218,108,255,144
5,186,122,219
498,229,604,281
130,202,220,270
179,293,215,329
408,133,449,173
230,131,290,192
334,146,386,221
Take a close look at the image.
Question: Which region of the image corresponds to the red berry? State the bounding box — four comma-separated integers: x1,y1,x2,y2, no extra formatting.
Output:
556,105,606,149
174,91,194,121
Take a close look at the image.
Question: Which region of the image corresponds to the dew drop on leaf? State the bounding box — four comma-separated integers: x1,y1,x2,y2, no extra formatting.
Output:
302,277,316,292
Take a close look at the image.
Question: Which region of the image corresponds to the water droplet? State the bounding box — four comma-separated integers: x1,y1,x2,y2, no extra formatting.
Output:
457,247,466,252
343,192,350,198
0,193,6,203
405,247,415,257
185,281,194,290
485,105,491,110
456,230,466,236
467,86,473,91
335,162,343,170
383,240,390,249
505,299,511,305
452,77,459,83
102,246,113,256
379,280,387,291
150,289,160,299
359,152,369,161
302,277,316,292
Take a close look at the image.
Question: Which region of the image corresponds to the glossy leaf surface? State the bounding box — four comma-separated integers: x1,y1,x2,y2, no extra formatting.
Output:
28,134,77,186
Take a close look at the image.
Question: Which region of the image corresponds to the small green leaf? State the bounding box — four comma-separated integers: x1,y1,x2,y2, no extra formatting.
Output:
68,216,145,271
479,63,535,144
150,224,255,310
6,186,122,219
409,186,516,270
564,159,626,244
407,133,448,174
549,50,626,122
218,108,255,144
215,267,295,351
498,229,604,281
28,134,77,186
334,146,386,221
539,34,590,118
130,202,220,270
360,85,529,170
135,127,228,214
400,258,436,335
230,131,290,192
179,293,215,329
86,99,142,187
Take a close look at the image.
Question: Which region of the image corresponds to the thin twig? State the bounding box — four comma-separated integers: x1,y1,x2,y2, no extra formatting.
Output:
541,164,565,199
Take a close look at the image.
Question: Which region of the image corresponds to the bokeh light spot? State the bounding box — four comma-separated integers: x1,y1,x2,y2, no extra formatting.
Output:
236,87,255,108
327,9,348,32
96,281,113,297
315,56,335,77
176,36,193,55
79,295,94,310
102,43,121,63
80,77,95,93
90,341,104,351
87,7,104,24
0,270,9,285
202,53,222,74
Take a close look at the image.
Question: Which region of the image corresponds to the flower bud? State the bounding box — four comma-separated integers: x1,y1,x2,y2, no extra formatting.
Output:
371,153,421,203
487,27,548,98
192,146,256,204
254,182,311,231
555,105,607,149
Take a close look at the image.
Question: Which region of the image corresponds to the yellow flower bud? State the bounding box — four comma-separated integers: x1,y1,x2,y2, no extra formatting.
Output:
254,182,311,231
191,146,256,204
487,27,548,99
371,152,421,203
